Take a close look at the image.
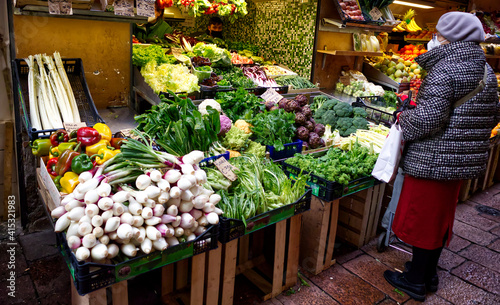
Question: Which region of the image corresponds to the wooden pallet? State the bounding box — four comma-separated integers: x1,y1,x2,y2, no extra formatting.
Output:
70,278,128,305
336,184,386,248
299,197,339,275
218,215,303,304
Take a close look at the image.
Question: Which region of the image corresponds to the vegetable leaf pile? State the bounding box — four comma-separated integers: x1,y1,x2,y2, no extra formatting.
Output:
134,91,220,156
215,87,265,121
249,109,297,151
285,143,377,185
132,45,177,67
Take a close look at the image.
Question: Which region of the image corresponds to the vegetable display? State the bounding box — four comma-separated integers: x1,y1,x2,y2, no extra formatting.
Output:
215,87,265,121
275,75,317,89
132,45,177,67
314,99,369,137
285,143,377,185
204,155,308,225
249,109,297,151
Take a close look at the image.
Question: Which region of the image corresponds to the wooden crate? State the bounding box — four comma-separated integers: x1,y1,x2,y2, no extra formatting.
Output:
218,215,303,304
459,140,500,202
336,184,386,248
299,197,339,275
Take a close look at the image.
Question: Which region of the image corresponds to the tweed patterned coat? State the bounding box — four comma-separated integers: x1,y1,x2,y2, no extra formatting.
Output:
399,41,500,180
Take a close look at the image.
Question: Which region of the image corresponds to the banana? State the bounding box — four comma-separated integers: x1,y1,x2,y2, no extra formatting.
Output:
409,19,422,32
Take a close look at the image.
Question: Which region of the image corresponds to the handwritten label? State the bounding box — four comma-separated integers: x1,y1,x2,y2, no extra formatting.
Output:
339,75,351,86
214,157,237,181
136,0,155,17
369,7,383,20
63,122,87,133
261,88,284,104
114,0,134,17
120,128,140,139
48,0,73,15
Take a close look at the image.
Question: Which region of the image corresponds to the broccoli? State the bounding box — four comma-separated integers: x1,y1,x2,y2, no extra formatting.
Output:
336,117,355,137
323,99,339,110
316,110,337,126
352,107,367,118
334,102,353,117
352,117,369,130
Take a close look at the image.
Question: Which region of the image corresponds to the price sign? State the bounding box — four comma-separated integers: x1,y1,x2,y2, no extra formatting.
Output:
114,0,134,17
339,75,351,86
214,157,237,181
63,122,87,133
261,88,284,104
137,0,155,17
119,128,140,140
369,7,383,20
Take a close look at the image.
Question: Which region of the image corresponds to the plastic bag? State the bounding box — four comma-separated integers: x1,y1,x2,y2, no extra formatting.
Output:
371,123,404,183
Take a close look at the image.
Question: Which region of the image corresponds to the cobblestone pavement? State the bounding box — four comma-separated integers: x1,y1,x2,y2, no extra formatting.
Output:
1,184,499,304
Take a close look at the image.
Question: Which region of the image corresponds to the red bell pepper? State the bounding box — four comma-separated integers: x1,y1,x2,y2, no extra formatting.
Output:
50,129,69,146
77,127,101,146
110,138,125,150
46,158,59,176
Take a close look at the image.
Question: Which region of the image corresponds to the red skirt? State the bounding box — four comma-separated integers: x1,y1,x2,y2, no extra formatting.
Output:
392,175,462,250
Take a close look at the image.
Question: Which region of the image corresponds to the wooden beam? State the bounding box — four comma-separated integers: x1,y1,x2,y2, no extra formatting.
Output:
176,259,189,290
285,215,302,288
206,243,222,305
221,239,238,305
161,264,175,296
71,277,107,305
190,253,206,305
324,199,339,270
271,220,287,298
111,281,128,305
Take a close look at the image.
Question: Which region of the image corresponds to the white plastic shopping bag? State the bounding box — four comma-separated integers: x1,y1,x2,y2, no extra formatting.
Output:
371,123,405,183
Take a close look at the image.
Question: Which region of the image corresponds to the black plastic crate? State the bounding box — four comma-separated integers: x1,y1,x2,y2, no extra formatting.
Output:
56,224,218,295
198,151,229,167
353,96,394,127
266,140,303,161
281,161,376,201
13,58,105,141
218,189,311,243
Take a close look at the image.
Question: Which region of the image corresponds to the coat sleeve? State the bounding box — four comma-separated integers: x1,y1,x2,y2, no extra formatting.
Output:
399,69,454,142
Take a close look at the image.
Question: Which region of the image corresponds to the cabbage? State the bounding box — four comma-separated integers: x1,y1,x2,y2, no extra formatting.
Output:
141,62,199,94
192,43,232,68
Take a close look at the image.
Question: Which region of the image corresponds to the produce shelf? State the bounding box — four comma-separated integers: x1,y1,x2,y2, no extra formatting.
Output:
317,50,383,57
486,55,500,59
404,37,431,42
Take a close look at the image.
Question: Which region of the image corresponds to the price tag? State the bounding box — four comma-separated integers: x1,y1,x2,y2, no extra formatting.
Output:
369,7,383,20
182,17,196,28
114,0,134,17
213,157,237,181
48,0,73,15
136,0,155,17
120,128,140,139
339,75,351,86
63,122,87,133
261,88,284,104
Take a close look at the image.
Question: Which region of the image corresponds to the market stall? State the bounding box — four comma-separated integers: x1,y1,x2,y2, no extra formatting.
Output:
6,0,500,304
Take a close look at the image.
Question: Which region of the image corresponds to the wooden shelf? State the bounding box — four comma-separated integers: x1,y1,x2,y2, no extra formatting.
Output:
404,37,431,42
345,22,395,32
486,55,500,59
317,50,383,57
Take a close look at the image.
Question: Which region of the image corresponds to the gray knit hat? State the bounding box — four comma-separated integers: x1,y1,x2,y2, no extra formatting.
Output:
436,12,485,43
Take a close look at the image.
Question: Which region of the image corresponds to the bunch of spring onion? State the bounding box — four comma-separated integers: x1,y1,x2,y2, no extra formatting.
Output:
51,144,222,262
25,52,80,131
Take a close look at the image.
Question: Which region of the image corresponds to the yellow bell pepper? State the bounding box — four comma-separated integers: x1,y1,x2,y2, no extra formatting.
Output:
85,139,110,156
95,148,121,165
60,171,80,194
49,147,59,160
93,123,112,142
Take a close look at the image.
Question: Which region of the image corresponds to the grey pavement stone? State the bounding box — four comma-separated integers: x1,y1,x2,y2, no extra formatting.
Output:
453,220,496,246
436,271,499,305
459,244,500,273
447,235,471,253
455,201,498,231
438,248,466,271
0,243,28,280
29,254,71,299
18,229,58,261
451,261,500,295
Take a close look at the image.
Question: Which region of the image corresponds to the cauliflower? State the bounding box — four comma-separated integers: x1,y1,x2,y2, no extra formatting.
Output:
219,115,232,137
199,99,222,115
222,126,251,150
234,119,252,134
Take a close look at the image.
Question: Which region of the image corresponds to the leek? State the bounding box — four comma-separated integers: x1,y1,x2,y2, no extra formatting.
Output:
44,55,73,122
25,56,42,131
54,52,81,122
35,54,63,128
36,75,53,130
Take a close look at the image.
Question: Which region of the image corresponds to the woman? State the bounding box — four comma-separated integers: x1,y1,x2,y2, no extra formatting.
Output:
384,11,499,302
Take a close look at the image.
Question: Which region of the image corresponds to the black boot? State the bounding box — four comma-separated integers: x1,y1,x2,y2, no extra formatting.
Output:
404,261,439,292
384,270,426,302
